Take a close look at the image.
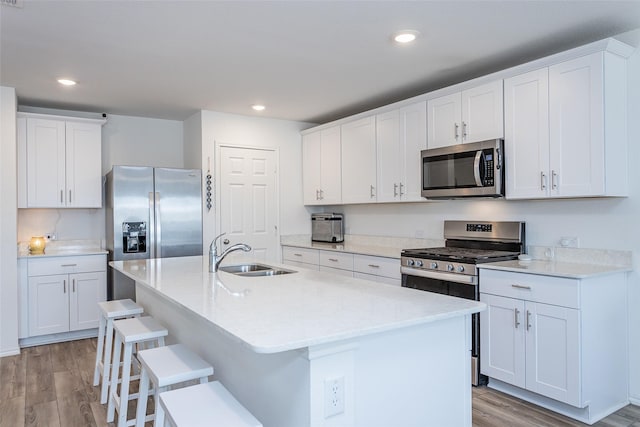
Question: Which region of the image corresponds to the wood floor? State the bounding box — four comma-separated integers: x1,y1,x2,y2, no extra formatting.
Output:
1,338,639,426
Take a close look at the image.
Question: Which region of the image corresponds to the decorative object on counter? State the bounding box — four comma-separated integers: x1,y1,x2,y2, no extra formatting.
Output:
28,236,46,254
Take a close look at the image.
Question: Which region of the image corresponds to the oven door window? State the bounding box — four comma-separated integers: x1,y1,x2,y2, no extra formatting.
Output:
423,150,485,190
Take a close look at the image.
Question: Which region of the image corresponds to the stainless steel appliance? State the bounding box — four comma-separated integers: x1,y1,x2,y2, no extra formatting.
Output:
105,166,203,300
401,220,525,385
311,213,344,243
421,139,504,199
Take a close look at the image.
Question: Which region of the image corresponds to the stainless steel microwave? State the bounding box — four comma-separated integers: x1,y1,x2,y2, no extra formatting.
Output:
421,139,504,199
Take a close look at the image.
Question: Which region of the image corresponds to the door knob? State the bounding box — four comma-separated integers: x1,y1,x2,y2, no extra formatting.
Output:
223,239,230,245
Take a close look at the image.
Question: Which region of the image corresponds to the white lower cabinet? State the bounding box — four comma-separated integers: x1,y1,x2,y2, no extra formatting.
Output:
479,268,628,423
27,255,106,337
282,246,400,284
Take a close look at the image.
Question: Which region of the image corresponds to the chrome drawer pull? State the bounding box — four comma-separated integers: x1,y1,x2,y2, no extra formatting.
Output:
329,258,338,262
293,253,302,257
61,264,78,267
368,264,380,268
511,284,531,290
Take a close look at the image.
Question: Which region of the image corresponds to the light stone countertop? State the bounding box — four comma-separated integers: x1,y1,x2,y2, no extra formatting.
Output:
18,239,107,259
281,234,444,259
478,259,632,279
110,256,485,354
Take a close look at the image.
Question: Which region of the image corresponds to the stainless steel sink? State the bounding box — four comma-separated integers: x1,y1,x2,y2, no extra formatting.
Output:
218,263,296,277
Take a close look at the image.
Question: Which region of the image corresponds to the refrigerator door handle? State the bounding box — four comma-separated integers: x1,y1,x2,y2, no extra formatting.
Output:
155,192,162,258
149,192,156,259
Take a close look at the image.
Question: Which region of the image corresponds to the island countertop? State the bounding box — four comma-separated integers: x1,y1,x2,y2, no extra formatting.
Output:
110,256,485,354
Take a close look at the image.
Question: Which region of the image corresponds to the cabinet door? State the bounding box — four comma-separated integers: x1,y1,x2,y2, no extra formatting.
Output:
26,118,66,207
525,302,581,406
69,272,107,331
427,92,461,148
28,274,69,336
319,126,342,205
504,69,550,199
376,109,401,202
480,293,526,388
341,116,377,203
65,122,102,207
461,80,504,143
399,101,427,201
302,132,322,205
549,53,605,197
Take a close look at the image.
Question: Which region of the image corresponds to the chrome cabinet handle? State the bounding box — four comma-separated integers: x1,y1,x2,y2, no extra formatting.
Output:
60,190,64,204
293,253,302,257
399,183,404,196
69,190,72,204
454,123,459,140
540,172,547,190
368,264,380,268
511,284,531,290
393,183,398,197
328,258,338,262
61,264,77,267
370,185,375,198
462,121,468,140
514,308,520,329
552,170,558,190
72,279,76,292
319,189,324,199
63,279,67,293
526,310,532,331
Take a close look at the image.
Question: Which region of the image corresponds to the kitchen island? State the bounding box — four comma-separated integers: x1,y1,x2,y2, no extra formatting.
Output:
110,256,485,427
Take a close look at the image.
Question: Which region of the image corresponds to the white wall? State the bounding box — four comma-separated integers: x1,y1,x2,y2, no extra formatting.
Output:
188,111,313,252
331,45,640,403
0,86,19,356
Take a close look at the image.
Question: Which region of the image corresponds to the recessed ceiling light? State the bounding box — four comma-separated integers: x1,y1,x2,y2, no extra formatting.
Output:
393,30,420,44
252,104,266,111
57,78,77,86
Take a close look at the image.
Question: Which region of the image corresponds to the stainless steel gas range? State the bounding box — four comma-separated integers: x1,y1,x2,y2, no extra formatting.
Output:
401,220,526,386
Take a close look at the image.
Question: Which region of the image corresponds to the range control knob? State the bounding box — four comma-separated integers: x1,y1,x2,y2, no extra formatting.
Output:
447,264,455,272
407,259,415,266
415,260,424,267
430,262,438,269
457,265,465,273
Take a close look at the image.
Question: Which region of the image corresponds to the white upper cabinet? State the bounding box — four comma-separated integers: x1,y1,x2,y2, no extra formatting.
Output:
302,125,341,205
427,80,503,148
341,116,377,204
506,50,628,199
18,113,104,208
376,102,427,202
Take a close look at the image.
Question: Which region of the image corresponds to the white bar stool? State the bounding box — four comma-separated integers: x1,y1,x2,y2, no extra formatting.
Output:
134,344,214,427
158,381,262,427
93,299,144,404
107,316,168,427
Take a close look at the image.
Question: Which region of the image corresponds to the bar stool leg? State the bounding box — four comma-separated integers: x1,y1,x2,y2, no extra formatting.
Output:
107,333,122,423
116,342,134,427
100,318,116,404
93,313,106,386
154,387,167,427
135,366,150,427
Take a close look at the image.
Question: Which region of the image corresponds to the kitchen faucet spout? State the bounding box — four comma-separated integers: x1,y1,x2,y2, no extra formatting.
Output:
209,233,251,273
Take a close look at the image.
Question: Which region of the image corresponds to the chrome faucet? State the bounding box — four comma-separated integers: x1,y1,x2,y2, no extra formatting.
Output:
209,233,251,273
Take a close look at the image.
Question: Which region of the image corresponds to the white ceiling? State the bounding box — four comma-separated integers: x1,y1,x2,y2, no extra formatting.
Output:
2,1,640,124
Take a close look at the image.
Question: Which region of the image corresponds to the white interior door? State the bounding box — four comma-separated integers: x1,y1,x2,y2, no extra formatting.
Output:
218,146,278,264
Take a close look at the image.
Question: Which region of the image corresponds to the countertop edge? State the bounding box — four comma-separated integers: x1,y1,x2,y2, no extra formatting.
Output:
478,260,632,279
19,249,108,259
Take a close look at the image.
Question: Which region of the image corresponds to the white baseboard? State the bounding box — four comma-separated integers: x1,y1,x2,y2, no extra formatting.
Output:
0,347,21,358
19,328,98,348
629,396,640,406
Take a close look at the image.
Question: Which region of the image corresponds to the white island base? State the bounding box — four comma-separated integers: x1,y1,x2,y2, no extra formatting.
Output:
136,284,473,427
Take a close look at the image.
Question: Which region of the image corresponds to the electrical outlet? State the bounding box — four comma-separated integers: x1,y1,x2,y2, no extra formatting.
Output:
324,376,345,418
559,236,579,248
45,232,56,241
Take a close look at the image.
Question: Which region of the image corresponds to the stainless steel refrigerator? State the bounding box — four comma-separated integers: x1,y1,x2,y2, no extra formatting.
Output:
105,166,203,300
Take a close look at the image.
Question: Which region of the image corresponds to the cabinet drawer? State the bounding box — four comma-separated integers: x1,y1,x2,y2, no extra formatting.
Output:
353,254,399,279
319,250,354,270
354,272,402,287
282,259,320,271
28,254,106,276
320,266,354,278
282,246,319,265
480,269,579,309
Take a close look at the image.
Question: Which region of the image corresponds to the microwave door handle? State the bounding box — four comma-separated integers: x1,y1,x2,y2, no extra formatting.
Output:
473,151,483,186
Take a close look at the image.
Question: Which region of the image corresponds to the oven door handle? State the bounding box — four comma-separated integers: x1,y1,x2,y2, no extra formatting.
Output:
401,267,477,285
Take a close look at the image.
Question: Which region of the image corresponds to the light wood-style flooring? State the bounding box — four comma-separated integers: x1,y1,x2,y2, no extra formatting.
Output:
1,338,639,426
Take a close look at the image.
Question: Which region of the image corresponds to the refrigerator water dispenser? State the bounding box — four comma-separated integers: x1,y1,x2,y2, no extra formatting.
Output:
122,222,147,253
